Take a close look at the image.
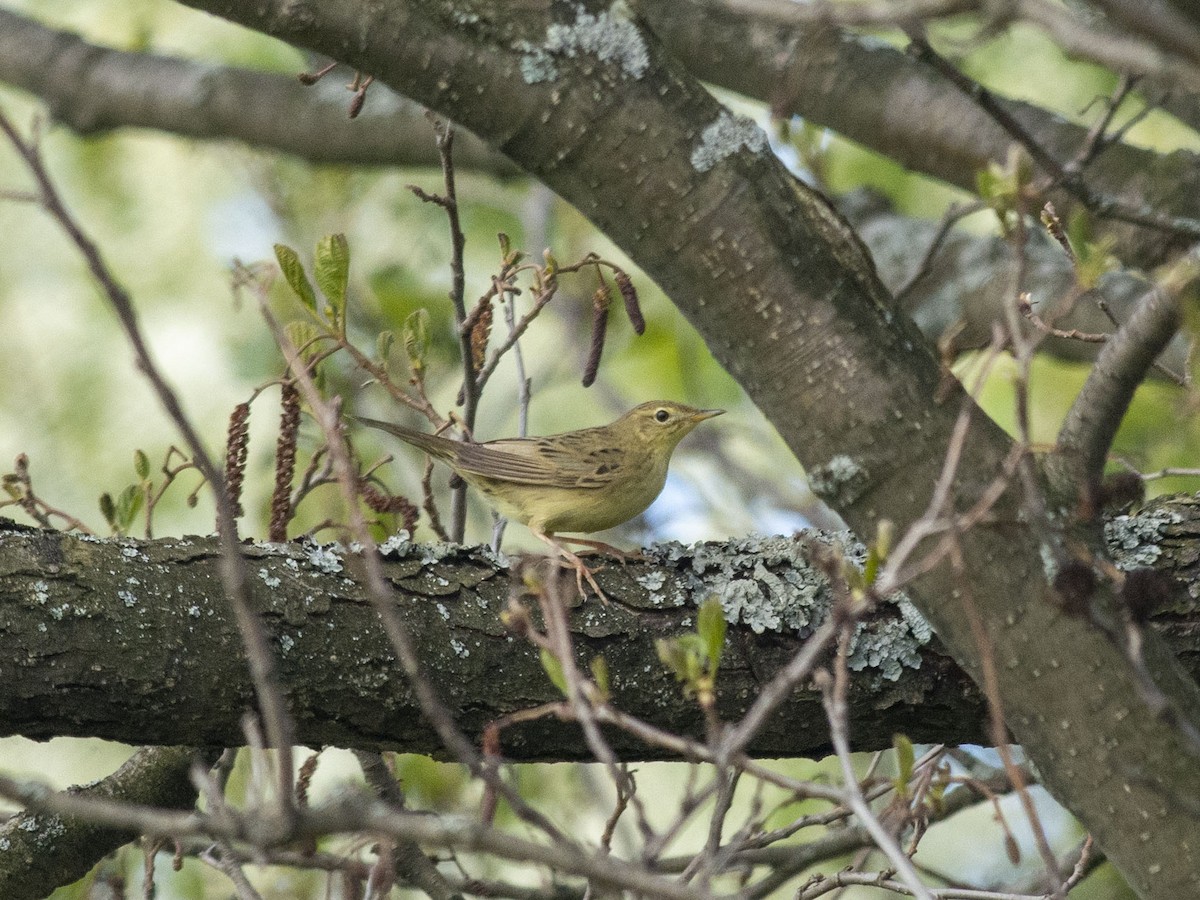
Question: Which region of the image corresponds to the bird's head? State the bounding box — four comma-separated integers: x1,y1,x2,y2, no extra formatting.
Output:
620,401,724,455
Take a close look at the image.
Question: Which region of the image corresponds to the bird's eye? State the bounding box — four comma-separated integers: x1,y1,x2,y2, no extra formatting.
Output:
655,408,670,423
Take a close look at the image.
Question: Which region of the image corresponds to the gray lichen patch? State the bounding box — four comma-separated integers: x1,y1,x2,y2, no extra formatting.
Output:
1105,507,1183,569
691,110,767,173
807,454,870,506
648,533,932,681
520,2,649,84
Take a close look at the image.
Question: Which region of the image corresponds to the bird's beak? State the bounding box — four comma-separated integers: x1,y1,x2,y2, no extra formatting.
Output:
694,408,724,421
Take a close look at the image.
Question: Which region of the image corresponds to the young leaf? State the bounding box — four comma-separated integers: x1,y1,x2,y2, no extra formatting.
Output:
540,648,569,696
315,233,351,317
284,320,323,363
99,492,117,529
893,733,915,794
697,597,726,674
590,655,610,700
274,243,317,310
377,329,396,363
403,308,430,374
133,449,150,481
115,483,144,532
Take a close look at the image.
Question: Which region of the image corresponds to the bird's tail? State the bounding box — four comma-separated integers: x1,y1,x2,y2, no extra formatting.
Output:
352,416,458,460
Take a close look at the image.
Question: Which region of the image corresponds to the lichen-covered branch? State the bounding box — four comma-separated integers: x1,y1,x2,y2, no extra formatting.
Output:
0,746,208,900
4,505,1200,761
0,521,976,758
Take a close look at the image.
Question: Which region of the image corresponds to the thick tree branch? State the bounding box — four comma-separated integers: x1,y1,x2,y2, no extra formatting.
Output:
638,0,1200,266
0,522,975,757
3,498,1200,758
0,746,207,900
0,9,518,176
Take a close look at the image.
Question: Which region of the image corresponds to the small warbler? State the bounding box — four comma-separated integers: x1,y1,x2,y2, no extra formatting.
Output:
356,400,723,595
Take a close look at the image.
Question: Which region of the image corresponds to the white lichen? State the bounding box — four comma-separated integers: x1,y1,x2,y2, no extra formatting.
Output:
661,533,931,682
521,3,650,84
1105,507,1182,569
807,454,868,504
379,532,413,556
306,542,344,574
691,111,767,173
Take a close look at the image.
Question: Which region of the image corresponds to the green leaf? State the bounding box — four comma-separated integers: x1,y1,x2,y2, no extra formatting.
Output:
540,648,569,696
590,655,610,699
315,233,350,317
99,492,117,529
1,476,20,501
697,597,726,673
377,330,395,363
403,308,430,374
893,733,915,797
273,243,317,310
133,449,150,481
285,320,323,363
115,483,144,532
863,519,894,587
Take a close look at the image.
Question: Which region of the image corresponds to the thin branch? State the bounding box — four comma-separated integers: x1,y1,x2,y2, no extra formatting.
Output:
819,630,934,900
907,34,1200,241
715,0,975,26
1056,280,1186,493
0,776,717,900
0,109,297,810
0,9,518,175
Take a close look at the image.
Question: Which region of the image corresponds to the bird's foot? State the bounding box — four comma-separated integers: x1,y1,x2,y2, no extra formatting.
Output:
536,532,611,602
555,536,644,567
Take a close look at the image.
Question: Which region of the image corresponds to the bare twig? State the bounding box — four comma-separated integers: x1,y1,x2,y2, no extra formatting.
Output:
0,109,297,811
409,119,472,541
907,35,1200,240
819,628,934,900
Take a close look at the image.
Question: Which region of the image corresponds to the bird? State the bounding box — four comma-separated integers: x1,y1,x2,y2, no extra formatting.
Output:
355,400,723,596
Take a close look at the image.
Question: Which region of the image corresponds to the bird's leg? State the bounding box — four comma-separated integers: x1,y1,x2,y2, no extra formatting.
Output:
534,531,608,601
553,536,644,566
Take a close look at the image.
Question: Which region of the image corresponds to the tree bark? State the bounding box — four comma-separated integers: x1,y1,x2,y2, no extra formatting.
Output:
6,0,1200,893
0,521,975,757
157,4,1200,894
2,491,1199,758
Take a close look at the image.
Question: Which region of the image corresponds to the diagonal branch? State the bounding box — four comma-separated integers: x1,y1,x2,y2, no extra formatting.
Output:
1055,275,1189,495
0,9,518,175
0,746,209,900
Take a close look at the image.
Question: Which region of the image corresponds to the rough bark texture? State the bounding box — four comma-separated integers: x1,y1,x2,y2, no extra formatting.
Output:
5,0,1200,893
154,4,1200,894
4,492,1200,755
0,521,979,757
0,746,206,900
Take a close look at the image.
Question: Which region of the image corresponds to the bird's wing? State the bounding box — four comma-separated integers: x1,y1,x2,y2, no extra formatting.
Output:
454,432,623,489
